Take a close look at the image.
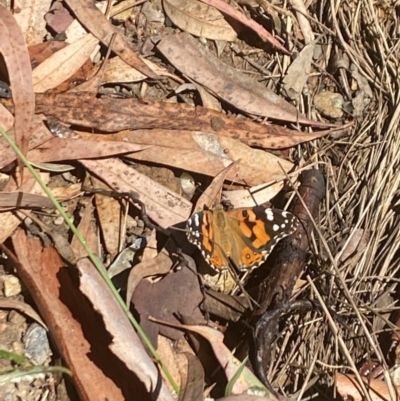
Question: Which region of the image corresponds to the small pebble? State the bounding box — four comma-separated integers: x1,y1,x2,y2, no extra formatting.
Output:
3,275,22,297
23,323,52,365
314,90,344,119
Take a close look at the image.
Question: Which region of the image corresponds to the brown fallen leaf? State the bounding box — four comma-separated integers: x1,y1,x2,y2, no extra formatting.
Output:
157,33,336,126
0,298,46,328
0,6,35,181
148,318,271,396
0,118,53,169
80,158,192,228
126,247,175,303
12,231,149,401
88,56,183,85
0,192,54,209
32,33,99,93
283,41,315,100
93,178,121,259
14,0,52,45
129,133,294,187
27,135,150,163
64,0,158,79
192,161,239,214
163,0,237,41
131,261,205,347
31,92,343,149
0,171,50,243
198,0,289,54
70,196,99,261
178,353,205,401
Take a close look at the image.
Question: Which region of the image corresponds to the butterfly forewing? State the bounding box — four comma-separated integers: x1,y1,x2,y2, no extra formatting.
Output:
186,210,230,270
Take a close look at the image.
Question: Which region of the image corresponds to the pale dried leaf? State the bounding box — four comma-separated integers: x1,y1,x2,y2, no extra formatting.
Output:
14,0,52,45
64,0,157,78
32,33,99,93
197,0,289,53
0,104,14,131
80,158,191,228
0,172,49,243
221,182,286,208
89,56,183,84
157,33,333,126
0,7,35,170
289,0,314,43
128,131,294,186
78,257,175,401
283,42,314,99
163,0,237,41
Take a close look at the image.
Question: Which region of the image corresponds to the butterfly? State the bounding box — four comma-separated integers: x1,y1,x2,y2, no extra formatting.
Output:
186,206,298,271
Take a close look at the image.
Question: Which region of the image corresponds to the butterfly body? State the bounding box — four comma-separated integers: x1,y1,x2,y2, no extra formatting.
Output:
186,206,298,271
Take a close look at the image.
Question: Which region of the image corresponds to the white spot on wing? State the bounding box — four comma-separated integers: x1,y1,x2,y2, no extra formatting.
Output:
265,209,274,221
273,224,279,231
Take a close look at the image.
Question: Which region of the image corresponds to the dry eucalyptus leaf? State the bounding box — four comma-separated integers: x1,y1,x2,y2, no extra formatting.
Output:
32,33,99,93
80,158,192,228
89,56,182,84
163,0,237,41
221,181,287,208
283,42,314,99
157,33,335,126
0,7,35,172
14,0,52,45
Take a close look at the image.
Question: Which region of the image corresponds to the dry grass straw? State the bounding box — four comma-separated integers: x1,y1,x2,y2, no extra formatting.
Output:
264,0,400,397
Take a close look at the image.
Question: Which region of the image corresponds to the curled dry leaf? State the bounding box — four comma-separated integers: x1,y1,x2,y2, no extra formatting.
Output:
157,33,336,126
191,161,239,213
32,33,99,93
163,0,237,41
222,182,289,208
0,298,46,328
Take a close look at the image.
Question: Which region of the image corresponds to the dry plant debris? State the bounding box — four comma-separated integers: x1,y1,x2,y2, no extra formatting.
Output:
0,0,399,400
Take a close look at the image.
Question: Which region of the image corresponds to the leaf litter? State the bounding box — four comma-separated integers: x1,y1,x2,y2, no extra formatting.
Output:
0,0,397,400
